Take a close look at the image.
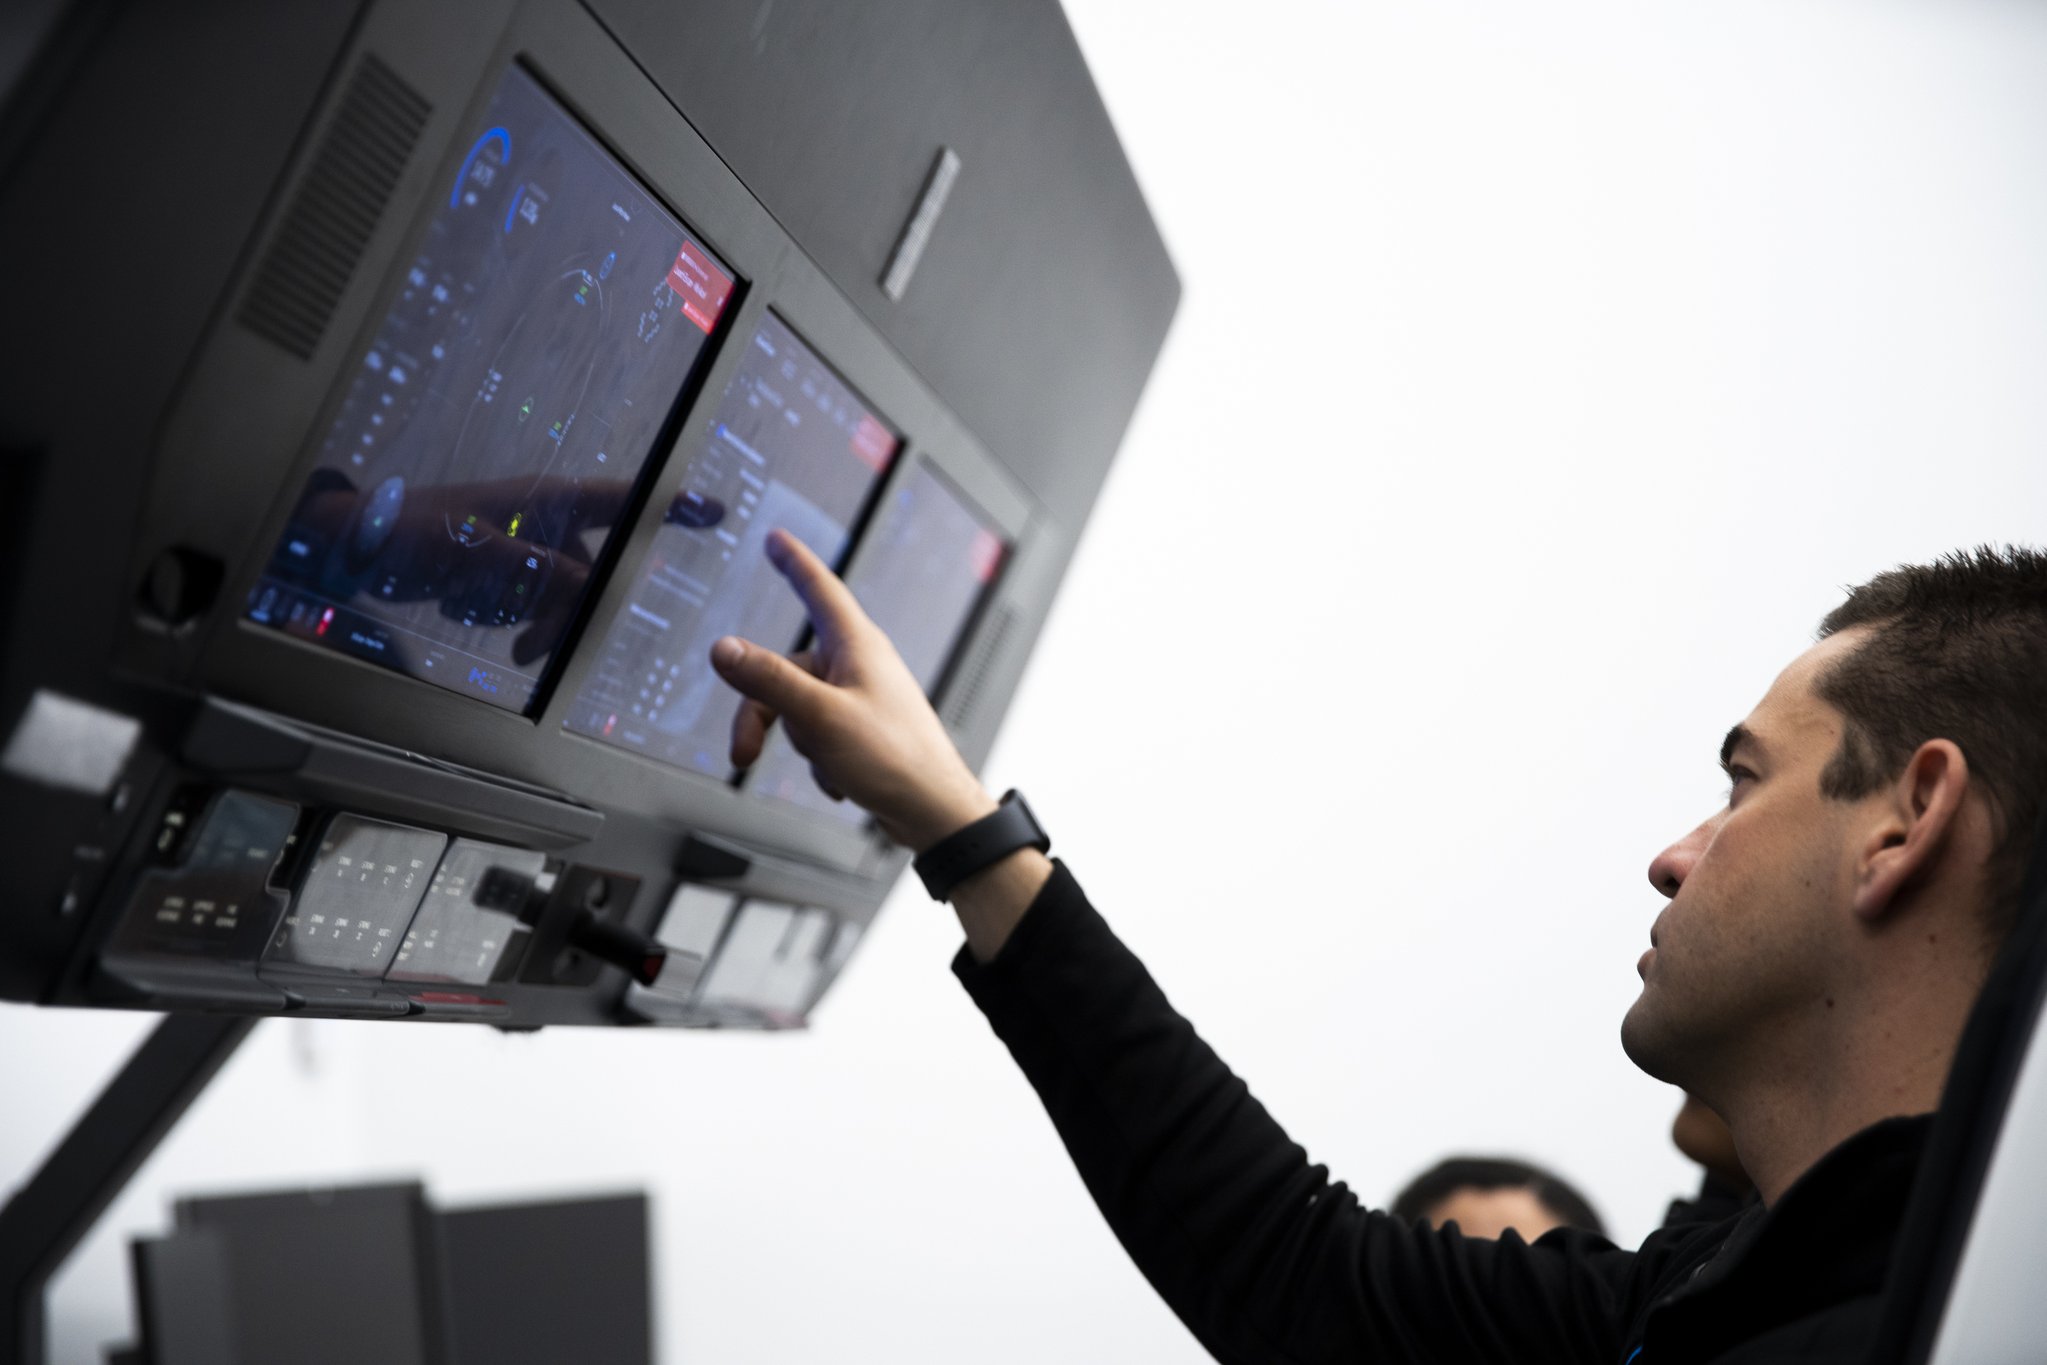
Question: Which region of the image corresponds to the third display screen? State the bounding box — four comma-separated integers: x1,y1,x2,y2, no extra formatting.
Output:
744,461,1004,825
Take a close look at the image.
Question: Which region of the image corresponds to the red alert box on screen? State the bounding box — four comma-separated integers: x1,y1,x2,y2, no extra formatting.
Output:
667,241,734,333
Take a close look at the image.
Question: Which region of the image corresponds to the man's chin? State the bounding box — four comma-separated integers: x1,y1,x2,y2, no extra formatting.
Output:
1619,990,1684,1085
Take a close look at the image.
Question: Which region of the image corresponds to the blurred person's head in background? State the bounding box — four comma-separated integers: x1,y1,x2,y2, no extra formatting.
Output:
1661,1092,1757,1229
1391,1156,1606,1241
1672,1092,1750,1194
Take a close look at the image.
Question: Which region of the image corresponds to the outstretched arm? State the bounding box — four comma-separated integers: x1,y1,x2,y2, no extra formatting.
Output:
706,529,1654,1363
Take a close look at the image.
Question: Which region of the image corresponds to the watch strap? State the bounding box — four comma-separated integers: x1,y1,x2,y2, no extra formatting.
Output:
913,790,1049,901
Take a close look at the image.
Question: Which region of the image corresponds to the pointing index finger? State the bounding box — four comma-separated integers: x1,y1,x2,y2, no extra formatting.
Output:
766,529,866,647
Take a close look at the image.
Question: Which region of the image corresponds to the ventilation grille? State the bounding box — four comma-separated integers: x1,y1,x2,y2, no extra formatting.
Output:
941,604,1018,732
236,55,430,359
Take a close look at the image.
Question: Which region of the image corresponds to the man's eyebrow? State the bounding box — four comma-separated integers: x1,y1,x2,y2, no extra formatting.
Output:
1720,723,1762,771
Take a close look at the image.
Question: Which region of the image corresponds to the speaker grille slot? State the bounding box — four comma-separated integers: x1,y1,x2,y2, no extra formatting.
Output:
237,54,430,360
941,604,1018,732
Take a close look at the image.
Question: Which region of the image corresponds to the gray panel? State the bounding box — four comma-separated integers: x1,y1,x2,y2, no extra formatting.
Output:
582,0,1181,530
174,1184,443,1365
1927,1006,2047,1364
237,54,433,358
439,1194,651,1365
131,1231,240,1365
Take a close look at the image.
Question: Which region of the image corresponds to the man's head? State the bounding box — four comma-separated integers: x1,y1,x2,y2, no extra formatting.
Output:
1813,547,2047,943
1620,547,2047,1178
1391,1157,1605,1241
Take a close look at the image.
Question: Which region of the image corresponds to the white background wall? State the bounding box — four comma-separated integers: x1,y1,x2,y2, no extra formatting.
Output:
9,1,2047,1360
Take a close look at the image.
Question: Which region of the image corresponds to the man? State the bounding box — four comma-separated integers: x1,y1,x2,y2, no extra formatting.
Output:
1390,1156,1607,1240
709,539,2047,1363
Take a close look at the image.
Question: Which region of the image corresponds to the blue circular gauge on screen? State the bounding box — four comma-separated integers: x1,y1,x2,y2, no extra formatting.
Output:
450,127,512,209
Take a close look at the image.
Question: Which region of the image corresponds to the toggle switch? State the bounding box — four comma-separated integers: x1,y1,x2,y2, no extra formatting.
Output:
567,909,666,986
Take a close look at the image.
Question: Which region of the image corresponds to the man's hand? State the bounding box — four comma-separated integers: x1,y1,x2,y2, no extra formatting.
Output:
709,529,997,852
710,528,1053,961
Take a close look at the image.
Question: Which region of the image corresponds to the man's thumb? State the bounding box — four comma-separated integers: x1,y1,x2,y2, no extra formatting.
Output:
711,636,825,713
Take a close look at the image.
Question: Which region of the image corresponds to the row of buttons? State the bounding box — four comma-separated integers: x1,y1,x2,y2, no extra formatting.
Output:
111,794,544,992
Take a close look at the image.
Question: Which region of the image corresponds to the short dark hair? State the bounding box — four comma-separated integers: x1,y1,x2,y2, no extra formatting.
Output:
1390,1156,1606,1237
1816,546,2047,945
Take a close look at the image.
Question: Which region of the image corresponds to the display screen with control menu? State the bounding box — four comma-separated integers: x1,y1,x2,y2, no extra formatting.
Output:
745,460,1005,824
564,313,900,775
245,64,736,714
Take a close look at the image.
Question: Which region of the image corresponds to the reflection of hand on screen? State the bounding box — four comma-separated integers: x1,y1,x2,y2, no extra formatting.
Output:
291,474,721,667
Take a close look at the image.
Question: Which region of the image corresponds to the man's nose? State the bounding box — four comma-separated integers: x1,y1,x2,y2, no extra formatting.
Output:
1647,819,1714,900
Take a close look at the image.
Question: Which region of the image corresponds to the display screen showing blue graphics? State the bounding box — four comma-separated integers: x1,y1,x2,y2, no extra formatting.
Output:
245,65,736,714
565,313,901,774
746,461,1005,825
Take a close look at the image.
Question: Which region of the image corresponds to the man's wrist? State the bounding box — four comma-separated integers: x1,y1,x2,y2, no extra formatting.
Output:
953,847,1054,964
912,790,1048,903
904,784,1000,854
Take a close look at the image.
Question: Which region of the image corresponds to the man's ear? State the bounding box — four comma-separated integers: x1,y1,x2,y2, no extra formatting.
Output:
1851,739,1970,923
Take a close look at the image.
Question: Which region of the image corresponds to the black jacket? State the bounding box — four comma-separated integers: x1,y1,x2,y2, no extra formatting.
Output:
954,863,1929,1364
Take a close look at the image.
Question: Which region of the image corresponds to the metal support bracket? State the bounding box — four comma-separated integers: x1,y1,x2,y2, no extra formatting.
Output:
0,1012,256,1365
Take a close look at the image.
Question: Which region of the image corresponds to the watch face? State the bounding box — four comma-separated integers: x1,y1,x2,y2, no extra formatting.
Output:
1007,791,1044,842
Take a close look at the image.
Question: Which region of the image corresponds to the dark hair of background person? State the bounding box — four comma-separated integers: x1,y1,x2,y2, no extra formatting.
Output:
1389,1157,1606,1237
1815,544,2047,944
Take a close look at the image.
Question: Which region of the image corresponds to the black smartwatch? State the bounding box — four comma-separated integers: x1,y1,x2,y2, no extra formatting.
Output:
912,790,1050,902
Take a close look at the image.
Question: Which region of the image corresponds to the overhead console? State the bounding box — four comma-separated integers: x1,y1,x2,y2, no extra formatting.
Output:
0,0,1178,1031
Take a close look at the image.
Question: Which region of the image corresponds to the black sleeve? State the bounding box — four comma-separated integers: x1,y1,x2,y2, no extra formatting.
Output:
953,862,1659,1365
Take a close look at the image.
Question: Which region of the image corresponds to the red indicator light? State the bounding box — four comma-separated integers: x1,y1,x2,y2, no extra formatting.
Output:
667,240,734,335
971,530,1005,585
850,414,895,473
315,606,335,637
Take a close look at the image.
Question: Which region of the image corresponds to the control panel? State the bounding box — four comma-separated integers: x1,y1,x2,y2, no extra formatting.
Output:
0,0,1176,1032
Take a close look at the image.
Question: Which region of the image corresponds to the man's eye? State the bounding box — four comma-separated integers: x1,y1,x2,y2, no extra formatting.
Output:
1724,767,1757,801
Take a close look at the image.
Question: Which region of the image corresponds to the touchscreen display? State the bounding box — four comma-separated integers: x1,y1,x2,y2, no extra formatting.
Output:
245,64,736,714
746,461,1004,823
564,313,899,775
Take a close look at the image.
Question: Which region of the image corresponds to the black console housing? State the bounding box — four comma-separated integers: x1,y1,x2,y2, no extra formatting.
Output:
0,0,1177,1029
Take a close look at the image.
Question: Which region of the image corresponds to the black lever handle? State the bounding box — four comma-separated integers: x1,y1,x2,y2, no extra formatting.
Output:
568,910,666,986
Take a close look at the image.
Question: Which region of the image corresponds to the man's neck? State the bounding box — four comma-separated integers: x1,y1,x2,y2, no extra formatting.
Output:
1722,987,1968,1205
